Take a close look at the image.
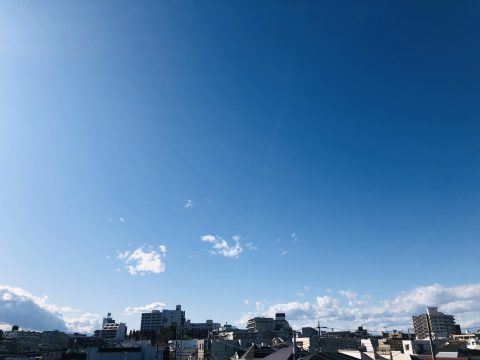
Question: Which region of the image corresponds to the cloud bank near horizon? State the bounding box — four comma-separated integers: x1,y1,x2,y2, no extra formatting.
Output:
238,283,480,332
2,283,480,334
0,285,99,333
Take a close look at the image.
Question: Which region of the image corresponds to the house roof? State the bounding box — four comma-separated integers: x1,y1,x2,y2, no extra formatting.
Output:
263,346,294,360
299,352,361,360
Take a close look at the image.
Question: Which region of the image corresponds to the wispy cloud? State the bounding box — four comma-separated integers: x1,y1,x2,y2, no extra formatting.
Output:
296,285,311,297
256,301,266,312
119,217,126,223
118,246,167,275
125,302,166,315
276,233,298,256
240,283,480,332
184,200,194,208
200,234,243,258
245,242,258,250
291,232,298,244
205,198,214,205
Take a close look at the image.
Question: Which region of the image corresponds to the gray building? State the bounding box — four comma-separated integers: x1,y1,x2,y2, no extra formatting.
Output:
185,319,220,338
247,317,275,333
246,313,292,344
412,307,457,339
86,345,162,360
300,327,319,338
140,305,186,332
197,339,245,360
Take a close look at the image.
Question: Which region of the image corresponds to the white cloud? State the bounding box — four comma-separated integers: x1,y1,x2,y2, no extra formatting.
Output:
61,309,100,334
338,290,364,306
0,285,99,333
200,234,243,258
255,301,266,312
267,301,314,320
118,246,167,275
241,283,480,332
291,232,298,244
339,290,356,299
125,302,166,315
280,250,289,256
184,200,194,208
238,312,255,327
245,242,258,250
0,285,66,331
0,323,11,331
119,217,126,223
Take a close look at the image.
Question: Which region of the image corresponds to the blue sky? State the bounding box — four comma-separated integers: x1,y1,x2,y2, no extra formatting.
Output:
1,1,480,334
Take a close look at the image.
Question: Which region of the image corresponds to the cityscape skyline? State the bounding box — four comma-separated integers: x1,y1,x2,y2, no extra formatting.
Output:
2,1,480,337
2,284,480,335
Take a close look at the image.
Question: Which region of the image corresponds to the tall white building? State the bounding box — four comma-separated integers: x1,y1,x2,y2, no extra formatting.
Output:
140,305,186,332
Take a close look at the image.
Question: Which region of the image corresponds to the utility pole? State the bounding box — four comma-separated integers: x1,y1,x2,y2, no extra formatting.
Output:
155,330,159,360
293,329,297,360
317,320,321,353
426,312,436,360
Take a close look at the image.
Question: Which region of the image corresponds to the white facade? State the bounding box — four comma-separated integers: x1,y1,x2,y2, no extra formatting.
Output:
140,306,185,332
295,336,311,351
94,314,127,341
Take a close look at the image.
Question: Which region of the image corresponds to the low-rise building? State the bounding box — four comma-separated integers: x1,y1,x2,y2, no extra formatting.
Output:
300,328,318,339
197,339,244,360
185,320,220,339
168,339,198,359
246,314,292,345
41,331,69,350
451,333,480,349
